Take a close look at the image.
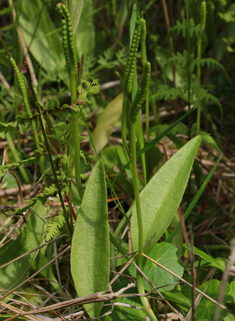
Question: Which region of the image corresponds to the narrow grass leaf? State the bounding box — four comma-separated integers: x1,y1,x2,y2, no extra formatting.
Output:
71,160,110,318
131,136,202,255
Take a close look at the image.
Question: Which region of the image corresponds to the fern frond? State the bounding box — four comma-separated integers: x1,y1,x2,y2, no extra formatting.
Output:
196,57,232,84
163,50,195,82
46,214,65,242
204,93,223,119
150,86,184,102
194,129,221,151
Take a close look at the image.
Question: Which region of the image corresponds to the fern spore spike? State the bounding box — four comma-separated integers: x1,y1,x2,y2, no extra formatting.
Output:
129,61,151,124
10,57,31,118
123,15,141,94
140,18,147,66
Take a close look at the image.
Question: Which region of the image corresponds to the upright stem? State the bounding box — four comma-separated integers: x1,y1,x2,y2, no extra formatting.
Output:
121,95,130,160
130,123,158,321
185,0,192,138
70,72,84,200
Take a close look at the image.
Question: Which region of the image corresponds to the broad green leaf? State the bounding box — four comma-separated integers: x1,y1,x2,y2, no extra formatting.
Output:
19,0,64,73
129,243,184,293
0,198,47,298
131,135,202,254
196,280,231,320
71,160,110,318
74,0,95,60
102,280,146,321
224,315,235,321
143,243,184,293
91,93,123,154
225,281,235,319
71,0,84,35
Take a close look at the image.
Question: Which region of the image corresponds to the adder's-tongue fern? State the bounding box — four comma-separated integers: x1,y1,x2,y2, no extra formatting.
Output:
56,4,77,75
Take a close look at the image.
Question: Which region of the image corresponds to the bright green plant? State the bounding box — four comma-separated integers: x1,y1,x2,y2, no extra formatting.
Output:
0,1,233,320
56,3,83,200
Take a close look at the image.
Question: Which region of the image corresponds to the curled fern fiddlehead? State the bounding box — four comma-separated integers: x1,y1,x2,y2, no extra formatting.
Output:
129,61,151,124
123,16,141,94
10,57,31,118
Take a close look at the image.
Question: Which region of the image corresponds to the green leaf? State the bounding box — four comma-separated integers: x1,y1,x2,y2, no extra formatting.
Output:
196,280,231,320
74,0,95,60
32,250,60,293
71,0,84,35
143,243,184,293
163,288,192,310
131,136,202,255
91,93,123,154
0,198,47,299
19,0,65,74
71,160,110,318
129,243,184,293
183,244,215,263
209,257,228,272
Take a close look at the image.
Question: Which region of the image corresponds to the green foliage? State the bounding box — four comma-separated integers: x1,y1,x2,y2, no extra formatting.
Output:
56,4,77,75
9,57,31,117
46,213,65,242
129,243,184,293
129,61,151,124
0,198,47,297
131,136,202,255
123,15,141,94
0,1,232,319
71,160,110,318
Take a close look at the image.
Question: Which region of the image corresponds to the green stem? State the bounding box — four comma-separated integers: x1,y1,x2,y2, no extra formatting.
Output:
130,123,158,321
185,0,191,138
197,45,202,130
121,94,130,159
35,101,73,236
70,72,84,200
146,89,150,141
130,123,143,267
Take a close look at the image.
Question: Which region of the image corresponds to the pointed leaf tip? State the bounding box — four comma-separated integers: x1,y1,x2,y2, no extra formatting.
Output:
131,136,202,254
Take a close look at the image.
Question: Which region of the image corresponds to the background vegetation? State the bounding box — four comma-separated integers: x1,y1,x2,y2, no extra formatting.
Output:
0,0,235,320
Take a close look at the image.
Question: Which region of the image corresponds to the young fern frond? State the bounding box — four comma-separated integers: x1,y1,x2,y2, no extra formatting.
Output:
46,214,65,242
129,61,151,124
9,57,31,117
123,16,141,94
